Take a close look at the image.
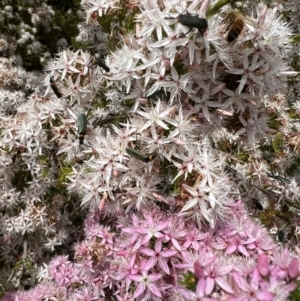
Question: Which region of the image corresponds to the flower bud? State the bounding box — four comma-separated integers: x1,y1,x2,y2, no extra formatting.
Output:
258,253,269,276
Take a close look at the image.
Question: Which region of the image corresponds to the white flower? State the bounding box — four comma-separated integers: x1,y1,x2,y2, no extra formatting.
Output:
154,66,194,102
226,55,266,94
84,0,118,22
235,109,270,146
76,50,93,76
64,75,92,105
221,88,255,113
165,106,197,142
36,263,49,282
123,174,159,210
136,7,173,41
79,176,112,207
56,49,80,80
141,124,173,151
137,100,175,132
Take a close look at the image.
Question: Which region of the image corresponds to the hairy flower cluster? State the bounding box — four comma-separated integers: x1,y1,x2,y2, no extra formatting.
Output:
0,0,300,299
2,201,299,301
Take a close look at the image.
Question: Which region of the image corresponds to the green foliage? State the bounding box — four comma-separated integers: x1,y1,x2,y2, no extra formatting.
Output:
17,43,43,71
11,257,37,289
50,4,81,48
257,208,277,228
47,0,80,11
98,3,139,51
290,53,300,74
236,151,249,162
290,282,300,301
207,0,231,19
173,60,186,75
58,162,74,184
0,0,82,71
180,270,197,291
11,169,33,192
65,197,87,226
44,184,68,201
91,91,111,108
290,34,300,45
266,113,281,131
272,133,284,155
259,143,276,163
0,281,8,298
217,139,237,154
206,0,252,18
286,157,300,177
288,108,300,120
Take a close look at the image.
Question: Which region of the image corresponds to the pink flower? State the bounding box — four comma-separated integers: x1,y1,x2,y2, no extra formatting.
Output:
136,212,170,245
232,270,274,301
225,234,250,257
182,226,205,251
129,266,163,298
48,255,75,287
202,257,234,296
140,239,177,274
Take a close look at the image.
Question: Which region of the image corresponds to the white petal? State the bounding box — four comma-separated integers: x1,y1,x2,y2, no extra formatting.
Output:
182,198,198,211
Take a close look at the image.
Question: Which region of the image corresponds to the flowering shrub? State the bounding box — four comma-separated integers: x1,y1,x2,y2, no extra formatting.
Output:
1,202,299,301
0,0,300,300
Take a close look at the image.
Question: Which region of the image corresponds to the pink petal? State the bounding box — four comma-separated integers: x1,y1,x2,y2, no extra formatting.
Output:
141,234,152,245
226,245,237,254
216,277,234,294
171,66,179,81
205,277,215,295
173,263,190,269
149,273,162,282
145,257,157,271
161,250,177,257
202,106,211,122
155,232,164,239
196,277,206,298
148,283,162,297
174,138,186,145
157,220,170,231
98,198,105,211
155,239,162,252
194,261,204,279
232,272,249,291
199,0,210,17
257,290,274,301
132,239,142,253
288,258,299,279
158,257,170,274
250,268,260,289
219,264,233,275
226,69,245,75
176,287,192,299
237,244,249,257
258,254,269,276
129,274,142,282
140,248,155,256
133,283,145,298
171,238,182,251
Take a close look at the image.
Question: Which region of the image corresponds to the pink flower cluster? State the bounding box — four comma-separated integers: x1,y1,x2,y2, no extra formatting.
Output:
3,200,298,301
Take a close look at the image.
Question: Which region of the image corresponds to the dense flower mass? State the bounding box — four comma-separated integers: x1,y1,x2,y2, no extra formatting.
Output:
1,202,299,301
0,0,300,300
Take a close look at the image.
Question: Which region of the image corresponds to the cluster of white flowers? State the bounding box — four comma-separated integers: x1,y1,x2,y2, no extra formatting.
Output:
1,0,300,291
3,0,300,225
